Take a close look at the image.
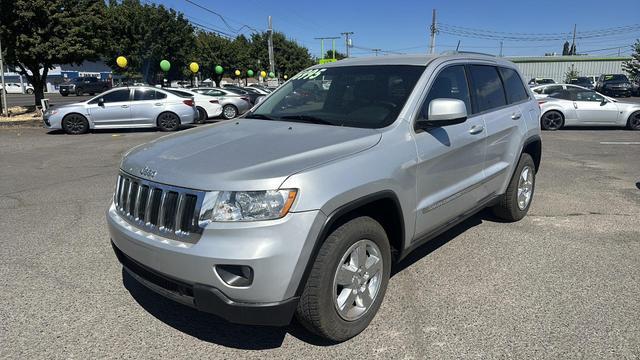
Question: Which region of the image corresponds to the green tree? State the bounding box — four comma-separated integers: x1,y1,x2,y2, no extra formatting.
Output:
324,50,346,60
622,39,640,80
565,64,579,83
0,0,106,106
103,0,195,84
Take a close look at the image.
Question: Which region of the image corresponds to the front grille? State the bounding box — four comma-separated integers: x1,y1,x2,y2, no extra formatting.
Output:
113,172,205,243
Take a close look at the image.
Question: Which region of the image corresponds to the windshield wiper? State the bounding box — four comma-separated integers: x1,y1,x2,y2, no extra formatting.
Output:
244,113,275,120
278,115,335,125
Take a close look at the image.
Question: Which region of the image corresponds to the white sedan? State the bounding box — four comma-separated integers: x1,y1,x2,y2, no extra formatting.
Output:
1,82,35,94
538,88,640,130
166,88,223,123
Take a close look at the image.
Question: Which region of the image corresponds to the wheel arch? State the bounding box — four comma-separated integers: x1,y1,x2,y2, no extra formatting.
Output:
521,135,542,173
156,110,180,124
294,190,405,296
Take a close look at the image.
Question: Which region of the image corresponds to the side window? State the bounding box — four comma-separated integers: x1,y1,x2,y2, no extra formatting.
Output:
575,91,603,102
549,90,572,100
542,85,563,94
101,89,130,103
133,89,165,100
468,65,507,112
422,65,471,117
209,90,224,96
499,67,528,104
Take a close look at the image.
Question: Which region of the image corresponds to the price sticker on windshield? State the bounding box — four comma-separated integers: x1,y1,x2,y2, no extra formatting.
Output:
290,68,327,80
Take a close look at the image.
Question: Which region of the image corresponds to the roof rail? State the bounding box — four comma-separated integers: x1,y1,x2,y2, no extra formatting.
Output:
440,50,497,57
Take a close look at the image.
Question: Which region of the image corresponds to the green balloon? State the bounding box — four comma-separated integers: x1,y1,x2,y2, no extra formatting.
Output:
268,71,275,78
215,65,223,75
247,69,254,77
160,60,170,72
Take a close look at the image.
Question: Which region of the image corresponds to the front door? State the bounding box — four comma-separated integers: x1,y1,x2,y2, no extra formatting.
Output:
87,88,132,126
413,65,488,238
572,90,619,124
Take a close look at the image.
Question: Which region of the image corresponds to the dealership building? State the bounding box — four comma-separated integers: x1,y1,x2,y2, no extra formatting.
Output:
2,61,112,93
507,55,632,83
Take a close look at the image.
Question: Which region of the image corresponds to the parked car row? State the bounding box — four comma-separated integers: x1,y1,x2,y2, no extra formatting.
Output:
529,74,639,97
59,77,111,96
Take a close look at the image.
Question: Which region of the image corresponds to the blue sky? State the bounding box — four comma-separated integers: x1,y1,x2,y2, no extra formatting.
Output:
154,0,640,57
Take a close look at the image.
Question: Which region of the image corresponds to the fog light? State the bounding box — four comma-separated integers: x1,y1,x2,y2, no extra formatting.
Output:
215,265,253,287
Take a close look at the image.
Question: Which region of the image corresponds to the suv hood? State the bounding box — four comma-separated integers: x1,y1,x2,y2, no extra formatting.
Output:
121,119,381,191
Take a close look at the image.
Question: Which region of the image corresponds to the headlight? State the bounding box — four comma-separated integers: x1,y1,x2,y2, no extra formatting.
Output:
46,109,58,116
199,189,297,224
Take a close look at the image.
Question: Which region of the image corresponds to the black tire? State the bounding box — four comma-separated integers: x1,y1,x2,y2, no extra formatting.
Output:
60,93,68,97
196,107,207,124
222,104,238,119
26,88,34,95
156,112,181,131
62,113,89,135
492,153,535,221
296,216,391,342
89,93,95,96
540,110,564,131
627,111,640,130
75,88,82,96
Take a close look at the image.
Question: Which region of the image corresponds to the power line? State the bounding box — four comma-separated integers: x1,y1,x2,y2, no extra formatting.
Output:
183,0,260,34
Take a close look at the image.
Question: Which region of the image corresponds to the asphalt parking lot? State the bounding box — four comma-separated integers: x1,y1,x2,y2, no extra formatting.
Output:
1,125,639,359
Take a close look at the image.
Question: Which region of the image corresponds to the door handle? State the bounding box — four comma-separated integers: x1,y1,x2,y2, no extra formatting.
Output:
511,112,522,120
121,105,129,108
154,103,162,106
469,125,484,135
573,102,578,109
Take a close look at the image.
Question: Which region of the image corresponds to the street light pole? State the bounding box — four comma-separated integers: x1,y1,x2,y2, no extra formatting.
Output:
0,36,8,116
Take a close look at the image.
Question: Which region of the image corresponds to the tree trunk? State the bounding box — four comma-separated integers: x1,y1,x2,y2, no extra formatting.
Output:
18,64,48,108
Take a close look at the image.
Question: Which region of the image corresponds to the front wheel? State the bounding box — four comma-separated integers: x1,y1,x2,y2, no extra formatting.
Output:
62,114,89,135
492,153,535,221
222,104,238,119
157,112,181,131
26,89,34,95
541,110,564,131
627,111,640,130
296,216,391,342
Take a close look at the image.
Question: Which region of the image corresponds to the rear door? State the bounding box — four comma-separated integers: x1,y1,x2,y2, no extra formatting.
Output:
572,90,619,124
413,64,488,237
130,88,167,125
87,88,132,126
468,65,525,197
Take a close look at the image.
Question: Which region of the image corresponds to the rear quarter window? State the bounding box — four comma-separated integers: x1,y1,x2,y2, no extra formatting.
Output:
469,65,507,112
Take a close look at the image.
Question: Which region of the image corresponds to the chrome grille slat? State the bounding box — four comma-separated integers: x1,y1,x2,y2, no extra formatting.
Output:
112,172,205,243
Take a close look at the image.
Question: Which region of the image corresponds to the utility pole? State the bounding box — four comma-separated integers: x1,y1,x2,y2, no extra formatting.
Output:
499,41,503,57
0,36,8,117
372,49,381,56
428,9,437,54
267,16,275,74
341,32,354,57
571,24,577,55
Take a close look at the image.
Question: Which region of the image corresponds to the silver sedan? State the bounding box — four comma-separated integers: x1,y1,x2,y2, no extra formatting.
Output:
538,88,640,130
43,86,197,134
191,87,252,119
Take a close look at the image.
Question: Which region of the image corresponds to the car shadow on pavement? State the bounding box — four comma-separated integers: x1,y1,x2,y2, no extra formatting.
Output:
46,126,197,135
121,210,493,349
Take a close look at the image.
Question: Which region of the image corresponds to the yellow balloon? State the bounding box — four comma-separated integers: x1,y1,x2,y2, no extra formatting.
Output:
116,56,127,68
284,75,288,80
260,71,267,78
189,62,199,73
234,69,241,76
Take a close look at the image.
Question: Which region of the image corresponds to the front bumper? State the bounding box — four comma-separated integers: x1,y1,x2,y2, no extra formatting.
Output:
107,203,325,324
603,88,631,96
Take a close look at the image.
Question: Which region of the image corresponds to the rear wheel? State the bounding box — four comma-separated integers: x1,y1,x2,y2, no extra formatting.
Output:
196,107,207,123
296,216,391,342
492,153,535,221
26,88,34,95
62,114,89,135
627,111,640,130
75,88,82,96
222,104,238,119
541,110,564,131
157,112,181,131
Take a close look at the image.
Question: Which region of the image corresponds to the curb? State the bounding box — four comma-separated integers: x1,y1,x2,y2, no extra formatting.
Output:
0,119,43,128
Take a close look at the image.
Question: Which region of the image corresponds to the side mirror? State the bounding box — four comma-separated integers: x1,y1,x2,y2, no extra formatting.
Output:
97,98,105,107
416,98,467,130
255,96,266,105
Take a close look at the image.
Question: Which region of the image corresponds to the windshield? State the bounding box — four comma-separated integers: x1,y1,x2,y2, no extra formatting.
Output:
604,74,629,82
248,65,425,128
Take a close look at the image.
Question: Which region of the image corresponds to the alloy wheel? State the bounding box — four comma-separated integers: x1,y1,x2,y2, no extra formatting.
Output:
333,239,383,321
542,112,563,130
158,113,179,130
223,105,237,119
517,166,534,210
629,112,640,130
64,115,87,134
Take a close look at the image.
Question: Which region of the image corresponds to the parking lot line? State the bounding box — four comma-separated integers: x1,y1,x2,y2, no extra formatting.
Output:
599,141,640,145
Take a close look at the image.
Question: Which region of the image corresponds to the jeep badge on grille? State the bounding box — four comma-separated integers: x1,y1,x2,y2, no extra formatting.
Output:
140,166,157,179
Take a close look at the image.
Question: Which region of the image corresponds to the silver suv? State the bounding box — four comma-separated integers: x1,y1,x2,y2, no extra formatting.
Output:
108,53,541,342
